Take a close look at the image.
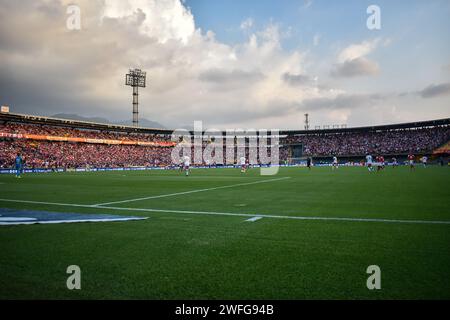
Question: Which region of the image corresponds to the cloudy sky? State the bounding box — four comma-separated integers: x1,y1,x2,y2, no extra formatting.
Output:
0,0,449,129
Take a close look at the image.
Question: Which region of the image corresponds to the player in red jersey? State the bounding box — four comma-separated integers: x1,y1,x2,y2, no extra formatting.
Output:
408,154,415,171
376,155,384,172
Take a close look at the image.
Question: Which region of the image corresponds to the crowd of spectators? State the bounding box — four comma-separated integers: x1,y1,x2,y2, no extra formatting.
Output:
0,123,172,142
0,121,449,169
281,127,450,156
0,140,172,169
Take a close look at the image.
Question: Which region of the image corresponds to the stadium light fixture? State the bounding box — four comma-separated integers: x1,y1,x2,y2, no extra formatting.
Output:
304,113,310,130
125,68,147,127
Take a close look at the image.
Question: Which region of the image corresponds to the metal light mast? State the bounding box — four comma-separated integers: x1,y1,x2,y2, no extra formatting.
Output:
125,69,147,127
304,113,310,130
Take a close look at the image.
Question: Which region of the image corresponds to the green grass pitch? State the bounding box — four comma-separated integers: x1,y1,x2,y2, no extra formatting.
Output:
0,166,449,299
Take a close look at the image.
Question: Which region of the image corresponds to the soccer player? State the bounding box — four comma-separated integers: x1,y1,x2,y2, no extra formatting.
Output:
376,155,385,171
408,154,415,171
15,153,23,178
366,154,373,172
306,157,312,170
392,157,398,168
332,156,338,170
240,156,247,173
421,155,428,168
183,155,191,176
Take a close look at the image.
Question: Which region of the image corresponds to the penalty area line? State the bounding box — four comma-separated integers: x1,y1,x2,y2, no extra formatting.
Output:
92,176,292,206
0,198,450,225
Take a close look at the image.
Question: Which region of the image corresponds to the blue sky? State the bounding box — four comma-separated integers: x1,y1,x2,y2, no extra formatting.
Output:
186,0,450,87
186,0,449,49
183,0,450,125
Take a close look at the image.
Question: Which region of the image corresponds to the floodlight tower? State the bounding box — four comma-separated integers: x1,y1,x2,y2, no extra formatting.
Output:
125,68,147,127
304,113,310,130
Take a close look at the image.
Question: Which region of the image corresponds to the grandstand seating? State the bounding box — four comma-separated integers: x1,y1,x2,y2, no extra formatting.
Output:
433,140,450,155
0,113,449,169
281,127,450,157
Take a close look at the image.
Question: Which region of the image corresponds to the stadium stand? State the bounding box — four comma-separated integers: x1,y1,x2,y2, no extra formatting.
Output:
0,112,449,169
281,126,450,157
433,140,450,155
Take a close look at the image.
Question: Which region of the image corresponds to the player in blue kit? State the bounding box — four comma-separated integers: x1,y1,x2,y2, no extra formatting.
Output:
15,153,23,178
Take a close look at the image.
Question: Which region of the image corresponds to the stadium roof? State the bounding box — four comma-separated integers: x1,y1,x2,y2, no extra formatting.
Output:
0,112,174,135
280,118,450,135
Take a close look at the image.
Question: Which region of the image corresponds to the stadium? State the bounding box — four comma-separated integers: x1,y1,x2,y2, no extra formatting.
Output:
0,112,449,170
0,0,450,311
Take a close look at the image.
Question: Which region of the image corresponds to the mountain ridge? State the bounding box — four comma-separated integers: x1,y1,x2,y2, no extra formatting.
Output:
50,113,166,129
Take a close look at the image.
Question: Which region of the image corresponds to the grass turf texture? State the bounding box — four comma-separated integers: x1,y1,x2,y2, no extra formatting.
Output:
0,166,449,299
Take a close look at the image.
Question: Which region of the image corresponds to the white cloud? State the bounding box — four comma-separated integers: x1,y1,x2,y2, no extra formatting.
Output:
332,38,382,77
103,0,196,44
337,38,380,63
240,18,254,30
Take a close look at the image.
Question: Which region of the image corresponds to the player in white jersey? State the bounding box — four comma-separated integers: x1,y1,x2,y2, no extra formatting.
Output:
392,157,398,168
332,156,338,170
421,156,428,168
183,155,190,176
240,156,247,173
366,154,374,172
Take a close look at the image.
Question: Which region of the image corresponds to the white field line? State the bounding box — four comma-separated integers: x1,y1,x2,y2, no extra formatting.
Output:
92,177,291,206
245,216,263,222
1,198,450,225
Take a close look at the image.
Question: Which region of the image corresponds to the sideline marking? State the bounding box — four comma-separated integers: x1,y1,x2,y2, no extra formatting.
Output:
1,198,450,225
93,177,291,206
